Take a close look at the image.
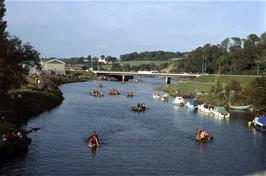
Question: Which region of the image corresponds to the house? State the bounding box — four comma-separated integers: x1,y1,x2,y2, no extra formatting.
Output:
21,61,41,75
98,57,107,64
42,59,66,75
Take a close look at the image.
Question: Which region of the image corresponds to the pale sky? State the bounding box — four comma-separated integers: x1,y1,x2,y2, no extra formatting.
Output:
5,0,266,58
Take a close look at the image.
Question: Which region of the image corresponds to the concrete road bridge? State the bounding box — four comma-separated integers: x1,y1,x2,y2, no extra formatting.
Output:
93,71,201,84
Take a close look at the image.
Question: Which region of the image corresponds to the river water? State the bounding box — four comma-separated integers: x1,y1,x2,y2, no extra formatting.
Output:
0,78,266,176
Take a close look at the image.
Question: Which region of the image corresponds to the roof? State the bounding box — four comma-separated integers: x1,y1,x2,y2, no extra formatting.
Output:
45,59,66,65
215,107,228,113
188,99,198,105
258,116,266,125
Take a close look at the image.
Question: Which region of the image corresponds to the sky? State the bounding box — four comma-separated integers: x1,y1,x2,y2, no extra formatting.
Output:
5,0,266,58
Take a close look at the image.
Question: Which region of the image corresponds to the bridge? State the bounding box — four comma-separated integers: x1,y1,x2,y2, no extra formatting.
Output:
93,71,201,84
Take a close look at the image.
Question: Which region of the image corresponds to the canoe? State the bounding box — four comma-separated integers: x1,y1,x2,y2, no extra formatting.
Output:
228,104,251,110
88,142,98,149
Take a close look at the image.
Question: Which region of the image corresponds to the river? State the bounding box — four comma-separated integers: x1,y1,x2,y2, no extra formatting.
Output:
0,78,266,176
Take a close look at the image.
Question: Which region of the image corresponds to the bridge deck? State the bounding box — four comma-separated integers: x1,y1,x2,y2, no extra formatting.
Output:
93,71,201,77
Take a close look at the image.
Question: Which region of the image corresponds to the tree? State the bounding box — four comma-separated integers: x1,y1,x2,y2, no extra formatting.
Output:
111,63,122,71
224,80,242,104
243,77,266,112
0,0,40,96
210,79,223,98
0,0,8,95
220,37,230,52
247,34,260,44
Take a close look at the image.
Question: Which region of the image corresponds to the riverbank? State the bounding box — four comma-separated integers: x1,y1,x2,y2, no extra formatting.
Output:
160,74,260,108
0,73,96,158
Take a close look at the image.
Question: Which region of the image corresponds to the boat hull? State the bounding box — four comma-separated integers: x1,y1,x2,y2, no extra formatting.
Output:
229,105,251,110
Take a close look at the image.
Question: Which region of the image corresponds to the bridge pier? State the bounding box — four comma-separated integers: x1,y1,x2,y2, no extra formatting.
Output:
166,77,171,84
122,75,125,82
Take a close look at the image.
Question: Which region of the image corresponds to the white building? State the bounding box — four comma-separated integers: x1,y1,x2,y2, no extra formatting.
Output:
42,59,66,75
98,57,107,64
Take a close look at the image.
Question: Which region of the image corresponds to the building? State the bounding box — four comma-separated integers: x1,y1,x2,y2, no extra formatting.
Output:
21,61,41,75
42,59,66,75
98,57,107,64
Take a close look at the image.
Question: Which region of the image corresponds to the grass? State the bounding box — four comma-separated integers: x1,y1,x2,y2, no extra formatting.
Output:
161,81,211,98
194,74,258,85
161,74,259,105
121,60,172,66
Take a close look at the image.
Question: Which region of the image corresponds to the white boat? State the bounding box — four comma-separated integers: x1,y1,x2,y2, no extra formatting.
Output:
210,106,230,119
254,115,266,131
198,104,214,114
161,94,169,102
228,104,251,110
152,93,160,100
185,99,199,110
172,96,185,106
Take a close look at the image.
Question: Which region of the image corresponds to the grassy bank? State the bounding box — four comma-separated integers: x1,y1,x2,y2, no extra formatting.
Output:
161,74,258,105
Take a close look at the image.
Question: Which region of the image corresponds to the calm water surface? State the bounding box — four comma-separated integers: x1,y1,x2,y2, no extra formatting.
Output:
0,78,266,176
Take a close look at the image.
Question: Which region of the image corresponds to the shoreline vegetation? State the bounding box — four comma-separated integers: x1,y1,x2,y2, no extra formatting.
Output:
160,75,265,114
0,71,96,159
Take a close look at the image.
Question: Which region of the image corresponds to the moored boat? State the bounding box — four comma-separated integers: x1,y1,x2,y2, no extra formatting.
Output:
161,94,169,102
172,96,185,106
198,104,214,114
152,92,160,100
254,115,266,131
228,104,251,110
185,99,199,110
210,106,230,119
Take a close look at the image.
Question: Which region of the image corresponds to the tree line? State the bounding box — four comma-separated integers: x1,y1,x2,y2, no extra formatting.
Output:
110,62,168,72
120,51,186,61
0,0,40,96
172,33,266,75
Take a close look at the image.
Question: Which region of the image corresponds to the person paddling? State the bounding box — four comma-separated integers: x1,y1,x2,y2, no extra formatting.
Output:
88,131,99,147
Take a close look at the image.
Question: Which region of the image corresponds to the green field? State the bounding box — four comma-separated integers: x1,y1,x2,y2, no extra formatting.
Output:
121,60,171,66
194,74,258,85
161,74,259,98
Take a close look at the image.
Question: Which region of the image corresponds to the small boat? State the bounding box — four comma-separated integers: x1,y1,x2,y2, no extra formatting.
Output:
88,142,98,149
131,103,146,112
172,96,185,106
161,94,169,102
90,90,104,97
254,115,266,131
96,83,103,88
108,88,120,95
198,104,214,114
152,93,160,100
185,99,199,110
228,104,251,110
195,129,214,143
126,92,134,97
210,106,230,119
